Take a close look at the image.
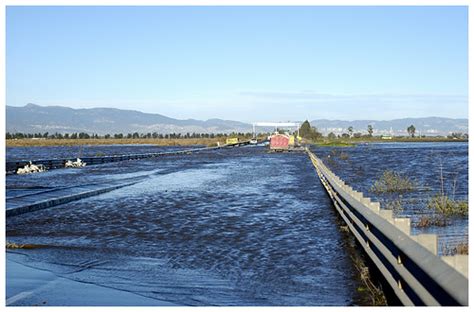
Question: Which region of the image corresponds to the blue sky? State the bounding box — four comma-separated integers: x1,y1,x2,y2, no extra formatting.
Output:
6,6,468,122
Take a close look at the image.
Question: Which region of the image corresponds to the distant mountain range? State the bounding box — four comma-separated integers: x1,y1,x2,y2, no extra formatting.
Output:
6,104,468,136
6,104,252,135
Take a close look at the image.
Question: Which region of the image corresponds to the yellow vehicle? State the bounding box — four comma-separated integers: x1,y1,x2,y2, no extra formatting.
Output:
288,135,295,146
226,137,239,145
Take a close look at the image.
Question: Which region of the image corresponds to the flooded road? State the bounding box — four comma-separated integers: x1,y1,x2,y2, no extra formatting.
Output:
6,146,365,306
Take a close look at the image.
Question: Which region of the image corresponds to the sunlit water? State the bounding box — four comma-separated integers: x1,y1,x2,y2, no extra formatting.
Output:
6,146,366,306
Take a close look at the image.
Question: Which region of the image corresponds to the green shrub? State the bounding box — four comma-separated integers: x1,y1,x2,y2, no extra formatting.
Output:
370,170,415,194
428,194,468,217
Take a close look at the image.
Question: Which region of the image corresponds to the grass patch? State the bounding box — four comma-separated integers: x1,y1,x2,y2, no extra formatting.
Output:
370,170,416,194
427,194,468,217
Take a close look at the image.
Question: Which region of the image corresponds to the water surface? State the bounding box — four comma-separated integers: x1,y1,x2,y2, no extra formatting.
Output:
7,146,365,306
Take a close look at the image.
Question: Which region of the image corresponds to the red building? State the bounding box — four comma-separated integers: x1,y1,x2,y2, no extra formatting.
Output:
270,134,290,150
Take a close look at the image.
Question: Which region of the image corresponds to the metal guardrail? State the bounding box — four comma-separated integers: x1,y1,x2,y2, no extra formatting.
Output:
306,148,468,306
5,145,228,174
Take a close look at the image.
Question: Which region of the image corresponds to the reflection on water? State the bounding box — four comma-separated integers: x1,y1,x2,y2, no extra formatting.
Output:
7,146,364,306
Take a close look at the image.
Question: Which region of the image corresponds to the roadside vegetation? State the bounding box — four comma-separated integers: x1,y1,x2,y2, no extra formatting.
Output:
336,218,387,306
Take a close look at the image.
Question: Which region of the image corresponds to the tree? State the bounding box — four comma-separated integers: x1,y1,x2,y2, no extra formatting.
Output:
299,120,312,138
299,120,322,140
348,126,354,137
367,125,373,137
407,125,416,137
327,132,336,140
310,127,323,140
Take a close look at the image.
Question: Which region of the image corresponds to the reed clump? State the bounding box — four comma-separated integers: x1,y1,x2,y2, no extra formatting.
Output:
428,194,468,217
370,170,415,194
414,215,447,228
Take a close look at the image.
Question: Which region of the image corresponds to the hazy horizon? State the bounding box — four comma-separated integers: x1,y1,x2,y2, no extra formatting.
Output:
6,6,468,123
7,103,469,125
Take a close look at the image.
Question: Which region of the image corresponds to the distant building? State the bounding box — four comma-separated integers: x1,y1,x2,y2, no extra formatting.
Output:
381,135,392,140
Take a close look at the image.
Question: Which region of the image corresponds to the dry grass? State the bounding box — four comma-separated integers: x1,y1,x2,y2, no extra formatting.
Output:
442,241,469,256
414,215,447,228
350,254,387,306
6,241,41,249
6,138,227,147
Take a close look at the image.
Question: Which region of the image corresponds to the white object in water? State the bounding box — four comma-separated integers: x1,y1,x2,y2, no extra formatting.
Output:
65,158,87,168
16,161,46,174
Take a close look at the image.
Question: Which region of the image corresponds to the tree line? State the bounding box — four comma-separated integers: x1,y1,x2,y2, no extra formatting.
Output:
6,131,257,140
297,120,468,140
6,123,468,140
